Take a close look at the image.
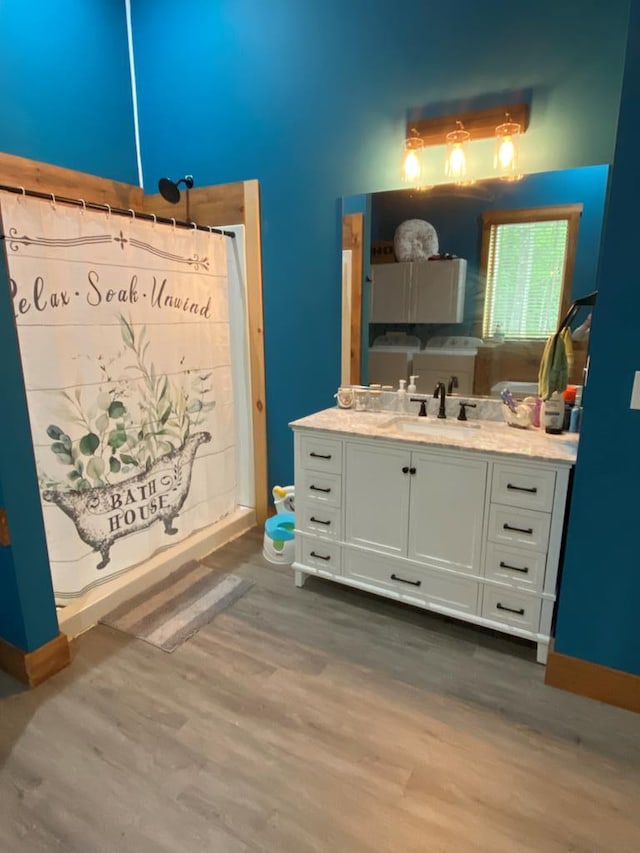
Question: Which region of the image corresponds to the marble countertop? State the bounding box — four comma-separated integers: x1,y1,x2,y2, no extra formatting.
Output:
290,407,578,465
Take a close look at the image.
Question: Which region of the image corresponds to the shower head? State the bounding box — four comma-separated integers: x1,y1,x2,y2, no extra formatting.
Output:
158,175,194,204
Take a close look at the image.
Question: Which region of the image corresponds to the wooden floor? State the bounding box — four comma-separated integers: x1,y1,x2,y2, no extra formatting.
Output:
1,528,639,853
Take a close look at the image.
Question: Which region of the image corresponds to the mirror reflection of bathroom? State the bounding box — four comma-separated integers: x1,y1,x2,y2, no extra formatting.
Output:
344,165,607,398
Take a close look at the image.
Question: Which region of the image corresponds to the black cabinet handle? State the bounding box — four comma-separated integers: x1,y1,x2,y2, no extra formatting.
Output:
499,560,529,574
409,467,416,475
503,523,533,535
310,551,331,561
310,516,331,526
310,452,332,460
402,466,409,474
390,573,421,587
497,602,525,615
507,483,538,494
310,485,331,493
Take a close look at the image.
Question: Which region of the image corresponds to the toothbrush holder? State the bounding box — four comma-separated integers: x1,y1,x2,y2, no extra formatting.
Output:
502,403,533,429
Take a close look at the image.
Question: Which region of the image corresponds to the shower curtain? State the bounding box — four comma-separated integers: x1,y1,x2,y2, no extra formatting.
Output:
1,194,237,599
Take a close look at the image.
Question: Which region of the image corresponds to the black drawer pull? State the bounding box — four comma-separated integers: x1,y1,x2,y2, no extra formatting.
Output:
310,485,331,493
499,560,529,574
310,516,331,526
390,573,421,587
310,452,332,460
409,467,416,475
497,602,525,616
310,550,331,561
507,483,538,494
402,466,409,474
503,523,533,535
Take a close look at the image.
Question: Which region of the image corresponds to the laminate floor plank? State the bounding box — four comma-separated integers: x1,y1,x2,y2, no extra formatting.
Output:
1,527,639,852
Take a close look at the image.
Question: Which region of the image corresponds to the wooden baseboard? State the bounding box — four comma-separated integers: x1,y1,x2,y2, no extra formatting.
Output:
0,632,71,687
545,649,640,714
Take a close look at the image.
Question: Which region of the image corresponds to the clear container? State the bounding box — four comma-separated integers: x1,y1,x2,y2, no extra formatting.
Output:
368,389,381,412
354,388,369,411
381,386,396,411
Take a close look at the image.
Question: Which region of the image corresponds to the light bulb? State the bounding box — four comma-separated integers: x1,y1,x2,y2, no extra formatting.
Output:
403,149,422,183
447,144,467,178
498,137,515,169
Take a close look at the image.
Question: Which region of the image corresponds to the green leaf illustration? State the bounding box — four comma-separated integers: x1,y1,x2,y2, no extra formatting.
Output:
96,412,110,432
108,400,126,419
79,433,100,456
97,392,111,410
53,449,73,465
109,456,121,474
120,453,138,466
67,470,81,481
76,478,91,492
47,424,64,440
86,457,105,480
107,429,128,450
120,315,135,348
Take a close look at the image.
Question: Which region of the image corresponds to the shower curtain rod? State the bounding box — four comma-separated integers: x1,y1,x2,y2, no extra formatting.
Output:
0,183,236,238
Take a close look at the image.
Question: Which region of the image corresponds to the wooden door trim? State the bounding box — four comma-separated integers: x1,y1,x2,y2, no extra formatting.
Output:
342,213,364,384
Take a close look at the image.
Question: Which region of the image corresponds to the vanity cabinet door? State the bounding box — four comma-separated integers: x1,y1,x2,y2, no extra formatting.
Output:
345,442,411,556
407,450,487,575
369,263,411,323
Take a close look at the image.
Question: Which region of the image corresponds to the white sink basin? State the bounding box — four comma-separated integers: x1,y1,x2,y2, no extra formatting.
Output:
382,417,481,438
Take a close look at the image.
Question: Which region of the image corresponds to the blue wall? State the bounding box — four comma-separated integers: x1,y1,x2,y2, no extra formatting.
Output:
554,2,640,675
0,0,137,182
367,166,608,343
131,0,629,492
0,0,139,651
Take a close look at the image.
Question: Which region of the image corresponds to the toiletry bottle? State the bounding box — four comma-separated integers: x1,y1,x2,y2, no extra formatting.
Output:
543,391,564,434
569,385,583,433
397,379,408,413
408,375,418,394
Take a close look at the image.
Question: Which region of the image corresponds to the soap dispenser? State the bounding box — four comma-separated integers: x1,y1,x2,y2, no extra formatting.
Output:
397,379,408,413
408,375,419,394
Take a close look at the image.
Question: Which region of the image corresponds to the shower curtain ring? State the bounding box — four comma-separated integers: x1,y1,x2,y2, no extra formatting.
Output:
17,186,25,200
49,193,56,209
170,218,176,231
105,204,111,219
191,221,197,232
150,213,157,227
128,208,135,220
80,199,86,214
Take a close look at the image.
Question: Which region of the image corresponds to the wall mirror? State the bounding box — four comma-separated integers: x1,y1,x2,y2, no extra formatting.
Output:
342,165,608,398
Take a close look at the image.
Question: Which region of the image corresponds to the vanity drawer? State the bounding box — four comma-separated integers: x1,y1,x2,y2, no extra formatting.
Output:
483,542,546,593
296,502,342,540
299,435,343,474
491,463,556,513
488,505,551,553
299,536,342,575
343,550,478,614
481,586,541,633
298,469,342,508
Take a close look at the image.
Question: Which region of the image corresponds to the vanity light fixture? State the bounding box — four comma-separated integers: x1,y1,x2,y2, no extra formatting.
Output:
401,128,425,185
444,121,471,182
495,113,522,180
404,102,530,183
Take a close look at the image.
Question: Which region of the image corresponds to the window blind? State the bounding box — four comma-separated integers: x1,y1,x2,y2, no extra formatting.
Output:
482,219,569,340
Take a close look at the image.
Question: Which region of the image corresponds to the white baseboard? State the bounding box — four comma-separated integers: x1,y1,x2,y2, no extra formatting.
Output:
57,507,256,639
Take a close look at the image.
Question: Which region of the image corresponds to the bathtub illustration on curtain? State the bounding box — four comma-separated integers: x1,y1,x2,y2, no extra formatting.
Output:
40,316,214,569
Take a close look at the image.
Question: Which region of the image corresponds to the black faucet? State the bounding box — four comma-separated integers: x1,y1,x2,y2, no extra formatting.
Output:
410,397,428,417
433,383,447,419
447,375,459,395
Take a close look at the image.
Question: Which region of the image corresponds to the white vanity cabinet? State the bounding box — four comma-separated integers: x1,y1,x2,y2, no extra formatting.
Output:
292,425,573,664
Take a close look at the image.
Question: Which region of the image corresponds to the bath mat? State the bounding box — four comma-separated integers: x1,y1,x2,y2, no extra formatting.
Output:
100,559,253,652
